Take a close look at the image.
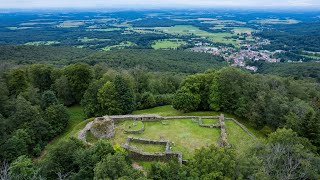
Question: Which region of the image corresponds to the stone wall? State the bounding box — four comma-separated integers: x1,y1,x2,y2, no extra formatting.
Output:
90,117,115,138
121,137,182,164
78,114,255,159
110,114,163,122
225,118,256,138
197,117,221,128
219,114,230,147
124,122,145,134
165,116,220,120
78,121,93,145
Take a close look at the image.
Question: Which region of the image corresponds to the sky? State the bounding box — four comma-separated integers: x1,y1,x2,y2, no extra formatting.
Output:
1,0,320,9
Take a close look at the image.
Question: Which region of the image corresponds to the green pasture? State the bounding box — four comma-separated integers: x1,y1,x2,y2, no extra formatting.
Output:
154,25,240,46
102,41,136,51
57,20,85,28
87,28,121,32
78,37,110,42
232,27,255,34
152,39,187,49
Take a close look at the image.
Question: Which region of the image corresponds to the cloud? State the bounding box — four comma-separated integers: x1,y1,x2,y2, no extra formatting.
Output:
0,0,319,8
288,0,313,6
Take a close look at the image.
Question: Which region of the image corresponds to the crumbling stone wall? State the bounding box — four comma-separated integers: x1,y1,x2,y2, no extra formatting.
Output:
121,137,182,164
197,117,221,128
219,114,230,147
110,114,163,122
90,117,115,138
78,121,94,145
225,118,256,138
78,114,255,158
124,122,145,134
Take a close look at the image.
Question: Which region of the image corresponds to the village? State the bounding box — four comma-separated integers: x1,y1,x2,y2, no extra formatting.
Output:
190,37,281,72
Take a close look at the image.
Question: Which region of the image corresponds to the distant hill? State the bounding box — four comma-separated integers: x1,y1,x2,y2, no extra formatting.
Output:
0,45,227,73
257,62,320,82
0,45,94,65
82,49,226,73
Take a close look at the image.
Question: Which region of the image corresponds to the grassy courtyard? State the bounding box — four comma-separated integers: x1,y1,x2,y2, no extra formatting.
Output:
42,105,259,161
107,105,258,159
124,120,144,131
130,141,167,153
112,118,220,159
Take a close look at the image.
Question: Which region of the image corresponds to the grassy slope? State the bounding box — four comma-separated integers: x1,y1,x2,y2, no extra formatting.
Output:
39,106,90,159
39,105,264,161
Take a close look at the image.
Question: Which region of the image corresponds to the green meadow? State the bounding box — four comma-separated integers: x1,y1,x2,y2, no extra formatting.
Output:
152,39,187,49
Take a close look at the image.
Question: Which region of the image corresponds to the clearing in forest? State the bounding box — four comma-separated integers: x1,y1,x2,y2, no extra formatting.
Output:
152,39,187,49
85,105,258,160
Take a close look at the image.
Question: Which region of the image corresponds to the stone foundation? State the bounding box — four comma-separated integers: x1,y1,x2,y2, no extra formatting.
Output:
121,136,182,164
90,116,115,138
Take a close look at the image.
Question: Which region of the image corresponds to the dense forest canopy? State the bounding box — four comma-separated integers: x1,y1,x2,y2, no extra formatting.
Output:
257,22,320,52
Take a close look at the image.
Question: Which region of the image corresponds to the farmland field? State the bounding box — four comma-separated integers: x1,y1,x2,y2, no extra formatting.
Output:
102,41,136,51
152,39,187,49
250,18,300,24
57,20,85,28
155,25,240,46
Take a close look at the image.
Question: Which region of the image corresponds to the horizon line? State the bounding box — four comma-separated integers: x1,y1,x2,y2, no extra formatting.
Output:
1,6,320,12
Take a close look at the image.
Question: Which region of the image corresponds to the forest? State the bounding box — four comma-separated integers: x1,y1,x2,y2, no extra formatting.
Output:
0,62,320,179
257,22,320,52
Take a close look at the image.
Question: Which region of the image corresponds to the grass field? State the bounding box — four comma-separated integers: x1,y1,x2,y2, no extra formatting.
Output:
78,37,110,42
110,105,259,159
232,27,255,34
25,41,60,45
225,120,256,153
152,39,187,49
112,118,220,159
124,120,144,131
102,41,135,51
133,105,226,116
40,105,261,162
250,18,300,24
88,28,121,32
201,118,219,125
130,141,167,153
134,106,265,139
57,20,85,28
155,25,239,46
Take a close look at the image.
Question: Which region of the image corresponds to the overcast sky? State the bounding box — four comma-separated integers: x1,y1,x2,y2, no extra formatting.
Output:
1,0,320,9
